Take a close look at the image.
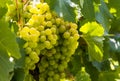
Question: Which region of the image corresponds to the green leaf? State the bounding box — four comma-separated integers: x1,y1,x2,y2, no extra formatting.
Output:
45,0,76,22
0,45,14,81
0,7,7,18
11,68,25,81
0,19,21,59
68,49,82,75
80,22,104,62
98,71,120,81
75,67,91,81
92,60,111,71
96,0,113,34
81,0,95,21
80,22,104,36
14,38,25,68
71,0,80,5
87,37,104,61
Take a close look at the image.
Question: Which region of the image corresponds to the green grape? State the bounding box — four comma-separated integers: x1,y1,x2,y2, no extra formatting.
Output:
51,48,56,54
53,74,60,81
39,77,45,81
69,28,77,35
61,61,68,68
39,3,50,14
40,31,45,35
38,43,46,50
51,25,57,34
30,64,36,70
42,21,47,26
48,34,54,41
47,77,53,81
63,31,70,39
44,40,52,49
40,35,46,42
63,39,70,46
18,2,80,81
40,57,49,68
51,18,56,24
29,7,39,14
56,18,61,25
70,22,77,29
49,60,55,65
19,27,30,41
25,56,31,64
25,47,32,54
46,21,52,27
38,25,44,31
60,72,66,78
59,25,66,33
28,42,38,48
73,34,80,40
51,39,57,45
45,12,52,20
48,70,54,77
35,48,41,55
58,64,65,72
39,66,45,73
54,34,59,40
36,3,42,9
24,12,32,19
60,55,66,60
29,51,39,63
61,46,67,53
54,53,61,59
53,63,58,69
45,29,52,35
68,36,74,43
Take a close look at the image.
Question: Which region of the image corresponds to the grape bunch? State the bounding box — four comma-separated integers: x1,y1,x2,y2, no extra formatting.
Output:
19,2,79,81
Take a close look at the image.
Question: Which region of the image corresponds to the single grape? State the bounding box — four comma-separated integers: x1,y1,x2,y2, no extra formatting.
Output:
49,60,55,65
59,25,66,33
45,29,52,35
46,21,52,27
53,74,60,80
48,70,54,77
45,12,52,20
25,47,32,54
56,18,61,25
58,64,65,72
40,35,46,42
63,31,70,39
38,25,44,31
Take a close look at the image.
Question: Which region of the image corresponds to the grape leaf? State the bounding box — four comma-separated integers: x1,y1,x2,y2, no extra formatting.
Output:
0,19,21,59
98,71,120,81
11,68,25,81
45,0,76,22
80,22,104,36
81,0,95,21
96,0,113,34
68,50,82,75
75,68,91,81
0,45,14,81
71,0,80,5
14,38,25,68
80,22,104,62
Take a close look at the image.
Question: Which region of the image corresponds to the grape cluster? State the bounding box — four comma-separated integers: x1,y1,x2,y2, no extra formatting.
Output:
19,2,79,81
